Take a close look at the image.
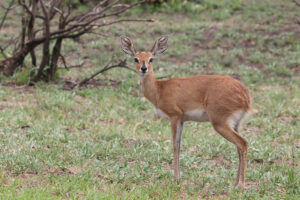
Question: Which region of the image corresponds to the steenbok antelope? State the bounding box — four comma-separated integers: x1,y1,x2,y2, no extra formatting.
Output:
120,36,251,190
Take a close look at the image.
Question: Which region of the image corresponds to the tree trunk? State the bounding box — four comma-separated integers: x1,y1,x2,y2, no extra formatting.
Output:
3,44,32,76
48,38,62,81
48,17,65,81
33,1,50,81
27,0,39,67
2,38,45,76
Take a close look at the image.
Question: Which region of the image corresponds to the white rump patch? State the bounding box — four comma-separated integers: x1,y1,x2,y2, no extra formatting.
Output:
227,109,246,130
183,109,209,122
155,108,169,119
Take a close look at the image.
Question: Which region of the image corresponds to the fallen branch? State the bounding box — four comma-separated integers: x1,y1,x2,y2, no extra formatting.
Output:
71,59,135,89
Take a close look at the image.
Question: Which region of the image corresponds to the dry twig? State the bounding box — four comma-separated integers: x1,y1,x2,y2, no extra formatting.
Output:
72,59,135,89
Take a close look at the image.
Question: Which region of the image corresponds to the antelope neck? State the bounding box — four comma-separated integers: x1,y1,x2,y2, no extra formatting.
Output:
140,71,158,106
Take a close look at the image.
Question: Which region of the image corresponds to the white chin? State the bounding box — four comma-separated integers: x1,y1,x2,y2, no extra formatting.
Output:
139,72,147,76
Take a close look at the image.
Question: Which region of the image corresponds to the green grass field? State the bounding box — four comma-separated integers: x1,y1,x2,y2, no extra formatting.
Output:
0,0,299,199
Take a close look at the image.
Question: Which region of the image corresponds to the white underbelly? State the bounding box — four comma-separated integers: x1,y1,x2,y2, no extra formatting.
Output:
183,109,209,122
155,108,209,122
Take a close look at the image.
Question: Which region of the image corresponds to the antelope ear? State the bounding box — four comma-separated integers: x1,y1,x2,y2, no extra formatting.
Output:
151,35,168,56
120,36,136,56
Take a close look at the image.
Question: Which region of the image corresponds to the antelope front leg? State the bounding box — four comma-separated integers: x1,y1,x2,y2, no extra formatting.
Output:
170,117,184,182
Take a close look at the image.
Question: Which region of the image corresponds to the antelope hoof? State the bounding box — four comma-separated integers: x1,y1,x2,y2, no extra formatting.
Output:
235,183,245,190
173,177,180,184
173,174,180,183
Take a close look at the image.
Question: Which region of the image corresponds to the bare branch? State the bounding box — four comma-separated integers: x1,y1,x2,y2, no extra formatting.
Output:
0,36,17,59
48,0,62,20
21,16,26,49
34,0,51,81
104,0,148,18
27,0,38,66
88,31,110,37
57,56,85,70
58,0,147,38
58,63,85,70
0,0,16,30
0,0,16,58
0,46,8,59
73,0,121,24
31,0,147,41
53,6,63,15
86,18,155,27
19,0,45,20
292,0,300,7
72,59,135,89
62,26,93,39
97,0,110,7
1,0,151,78
59,54,69,70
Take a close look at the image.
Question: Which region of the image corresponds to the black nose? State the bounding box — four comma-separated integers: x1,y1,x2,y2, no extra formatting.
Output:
141,66,147,73
141,61,147,73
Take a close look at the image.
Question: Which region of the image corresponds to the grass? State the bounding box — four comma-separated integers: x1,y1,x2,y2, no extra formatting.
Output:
0,0,300,199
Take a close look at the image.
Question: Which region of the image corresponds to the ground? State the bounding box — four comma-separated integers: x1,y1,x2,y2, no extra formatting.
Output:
0,0,299,199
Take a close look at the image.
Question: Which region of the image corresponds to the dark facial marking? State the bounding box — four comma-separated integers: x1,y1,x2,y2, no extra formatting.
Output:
141,61,147,73
134,58,139,63
149,58,153,63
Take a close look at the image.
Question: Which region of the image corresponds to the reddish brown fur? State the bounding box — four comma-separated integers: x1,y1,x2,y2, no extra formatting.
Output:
122,37,252,190
135,52,251,119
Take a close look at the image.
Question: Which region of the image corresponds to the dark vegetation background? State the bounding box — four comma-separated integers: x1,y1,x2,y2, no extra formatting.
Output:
0,0,299,199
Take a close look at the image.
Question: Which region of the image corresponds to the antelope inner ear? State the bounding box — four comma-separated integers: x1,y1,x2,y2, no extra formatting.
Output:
151,36,168,56
120,36,136,56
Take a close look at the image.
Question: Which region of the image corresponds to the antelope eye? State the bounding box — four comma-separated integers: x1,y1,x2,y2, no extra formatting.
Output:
149,58,153,63
134,58,139,63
